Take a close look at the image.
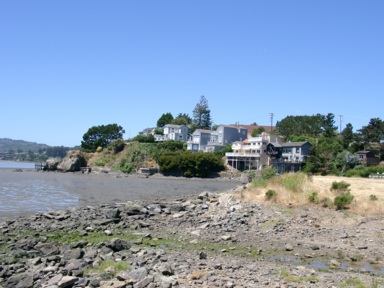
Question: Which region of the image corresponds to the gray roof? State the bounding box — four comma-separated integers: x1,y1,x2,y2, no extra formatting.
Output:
164,124,187,129
270,141,310,148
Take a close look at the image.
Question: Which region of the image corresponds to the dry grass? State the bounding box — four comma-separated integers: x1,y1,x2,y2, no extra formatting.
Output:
240,173,384,216
312,176,384,216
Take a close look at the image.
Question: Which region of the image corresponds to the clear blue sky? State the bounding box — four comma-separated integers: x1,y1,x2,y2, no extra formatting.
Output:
1,0,383,147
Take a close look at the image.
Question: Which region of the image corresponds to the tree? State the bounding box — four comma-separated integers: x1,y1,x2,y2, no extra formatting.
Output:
251,127,265,137
172,113,192,126
193,95,212,129
81,124,125,152
341,123,354,149
157,113,174,128
359,117,384,144
276,113,337,139
322,113,337,137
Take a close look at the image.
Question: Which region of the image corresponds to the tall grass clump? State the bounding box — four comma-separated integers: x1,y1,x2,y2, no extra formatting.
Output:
252,167,276,188
279,173,307,192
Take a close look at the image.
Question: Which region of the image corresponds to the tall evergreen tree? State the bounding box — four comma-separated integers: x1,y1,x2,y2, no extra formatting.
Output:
341,123,354,149
193,95,212,129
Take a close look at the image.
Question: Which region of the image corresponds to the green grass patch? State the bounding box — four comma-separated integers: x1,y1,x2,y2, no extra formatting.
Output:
339,277,367,288
85,259,129,279
280,268,319,283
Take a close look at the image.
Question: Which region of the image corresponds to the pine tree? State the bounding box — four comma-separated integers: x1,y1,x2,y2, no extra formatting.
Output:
193,95,212,129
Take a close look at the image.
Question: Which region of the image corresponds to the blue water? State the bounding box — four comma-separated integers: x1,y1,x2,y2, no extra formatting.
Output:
0,160,36,169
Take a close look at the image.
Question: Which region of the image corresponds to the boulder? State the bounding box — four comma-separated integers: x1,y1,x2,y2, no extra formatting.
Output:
57,150,87,172
44,157,62,171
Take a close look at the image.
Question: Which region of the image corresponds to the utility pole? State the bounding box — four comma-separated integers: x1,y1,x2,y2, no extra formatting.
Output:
338,115,343,134
268,113,274,132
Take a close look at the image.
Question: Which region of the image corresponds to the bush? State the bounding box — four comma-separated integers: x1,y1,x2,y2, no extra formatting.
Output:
345,166,384,178
108,139,126,154
158,151,224,178
265,189,277,200
334,192,354,210
369,194,378,201
331,181,350,192
308,191,319,203
132,134,155,143
320,197,333,208
261,167,277,180
118,160,134,174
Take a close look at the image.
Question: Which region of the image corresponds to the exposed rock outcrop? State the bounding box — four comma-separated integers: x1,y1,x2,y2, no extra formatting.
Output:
57,150,87,172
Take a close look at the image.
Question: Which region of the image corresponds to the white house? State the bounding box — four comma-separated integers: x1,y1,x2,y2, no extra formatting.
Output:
225,134,270,170
155,124,188,142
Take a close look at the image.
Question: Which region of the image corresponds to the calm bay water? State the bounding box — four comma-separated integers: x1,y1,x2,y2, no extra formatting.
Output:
0,160,36,169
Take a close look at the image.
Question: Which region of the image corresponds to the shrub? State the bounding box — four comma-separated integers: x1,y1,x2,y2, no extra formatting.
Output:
369,194,378,201
320,197,333,208
308,191,319,203
118,160,134,174
331,181,350,192
345,166,384,178
334,192,354,210
158,151,224,178
108,139,126,154
94,158,108,167
261,167,277,180
265,189,277,200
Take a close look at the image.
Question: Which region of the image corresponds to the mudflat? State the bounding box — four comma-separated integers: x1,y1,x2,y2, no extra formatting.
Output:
0,170,240,217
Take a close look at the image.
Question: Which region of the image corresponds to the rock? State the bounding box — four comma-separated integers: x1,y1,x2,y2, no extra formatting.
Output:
104,230,113,236
4,273,33,288
199,252,207,260
117,267,148,282
357,245,368,250
57,150,86,172
310,244,320,250
35,242,60,256
133,275,154,288
58,276,78,288
106,209,121,219
126,203,145,215
107,239,130,252
63,248,84,260
155,263,174,276
226,281,235,288
285,244,294,251
221,235,232,241
44,157,62,171
45,274,64,286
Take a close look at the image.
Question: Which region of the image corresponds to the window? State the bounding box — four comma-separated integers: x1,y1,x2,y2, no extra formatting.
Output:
296,147,300,153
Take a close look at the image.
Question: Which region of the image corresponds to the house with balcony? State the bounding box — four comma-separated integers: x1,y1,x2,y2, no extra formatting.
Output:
154,124,188,142
225,135,269,170
187,129,215,151
266,141,312,173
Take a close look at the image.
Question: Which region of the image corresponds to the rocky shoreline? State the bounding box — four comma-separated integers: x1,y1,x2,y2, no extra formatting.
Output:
1,188,384,288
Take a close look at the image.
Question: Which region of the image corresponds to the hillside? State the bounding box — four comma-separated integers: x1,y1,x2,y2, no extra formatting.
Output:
0,138,49,153
0,138,71,161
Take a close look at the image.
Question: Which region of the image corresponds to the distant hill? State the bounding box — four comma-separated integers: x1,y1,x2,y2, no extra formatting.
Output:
0,138,49,153
0,138,72,161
